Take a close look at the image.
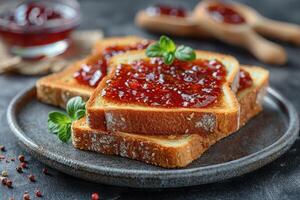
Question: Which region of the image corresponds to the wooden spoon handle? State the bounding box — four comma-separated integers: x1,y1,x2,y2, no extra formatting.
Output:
254,17,300,45
243,30,287,65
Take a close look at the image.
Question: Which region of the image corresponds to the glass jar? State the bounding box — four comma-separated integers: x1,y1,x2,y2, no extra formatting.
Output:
0,0,81,59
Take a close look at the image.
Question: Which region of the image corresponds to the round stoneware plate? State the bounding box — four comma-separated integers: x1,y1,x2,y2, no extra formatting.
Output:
7,86,299,188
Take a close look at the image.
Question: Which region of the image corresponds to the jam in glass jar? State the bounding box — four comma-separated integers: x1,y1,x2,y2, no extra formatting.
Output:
0,0,81,59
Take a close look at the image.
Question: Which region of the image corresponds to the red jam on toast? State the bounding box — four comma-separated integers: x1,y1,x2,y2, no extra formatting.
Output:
74,41,151,87
102,58,227,108
238,68,253,91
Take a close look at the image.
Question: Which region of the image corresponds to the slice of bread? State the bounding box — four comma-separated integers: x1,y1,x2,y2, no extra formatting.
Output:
36,36,148,108
238,66,269,126
91,36,150,56
36,54,98,108
72,66,269,168
86,50,240,135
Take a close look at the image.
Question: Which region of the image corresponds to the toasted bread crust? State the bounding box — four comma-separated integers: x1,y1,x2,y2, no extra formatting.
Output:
36,80,91,108
36,55,99,108
86,50,240,135
92,36,148,55
87,92,239,136
72,118,217,168
73,66,269,168
238,66,269,126
36,36,148,108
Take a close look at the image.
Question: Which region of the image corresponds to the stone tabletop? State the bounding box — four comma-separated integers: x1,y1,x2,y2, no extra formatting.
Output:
0,0,299,199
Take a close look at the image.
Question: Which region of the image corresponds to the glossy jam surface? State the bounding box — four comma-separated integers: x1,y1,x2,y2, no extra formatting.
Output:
238,69,253,91
74,41,151,87
6,2,62,26
73,61,106,87
207,3,246,24
0,2,79,47
146,5,187,18
102,58,227,108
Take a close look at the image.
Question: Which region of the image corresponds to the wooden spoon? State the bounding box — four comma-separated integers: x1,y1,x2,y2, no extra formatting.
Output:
232,1,300,45
135,10,210,38
193,0,287,65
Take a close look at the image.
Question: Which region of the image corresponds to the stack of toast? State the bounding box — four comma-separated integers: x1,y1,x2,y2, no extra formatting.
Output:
37,36,269,168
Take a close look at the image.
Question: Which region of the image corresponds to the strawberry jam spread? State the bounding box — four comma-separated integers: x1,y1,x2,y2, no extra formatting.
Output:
207,3,246,24
238,69,253,91
146,5,187,18
74,40,151,87
102,58,227,108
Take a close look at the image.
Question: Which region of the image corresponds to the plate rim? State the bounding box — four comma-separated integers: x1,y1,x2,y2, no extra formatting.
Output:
7,85,299,186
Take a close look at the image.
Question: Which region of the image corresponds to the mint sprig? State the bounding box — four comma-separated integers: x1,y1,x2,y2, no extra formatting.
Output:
48,96,86,143
146,35,196,65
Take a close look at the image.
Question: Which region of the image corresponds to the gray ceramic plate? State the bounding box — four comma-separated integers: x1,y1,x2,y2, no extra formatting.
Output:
7,86,299,188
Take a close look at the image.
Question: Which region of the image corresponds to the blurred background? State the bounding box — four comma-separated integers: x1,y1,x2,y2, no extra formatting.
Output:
0,0,299,199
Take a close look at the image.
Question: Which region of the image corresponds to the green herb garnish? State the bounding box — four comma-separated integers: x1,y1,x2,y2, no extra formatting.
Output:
146,35,196,65
48,96,86,143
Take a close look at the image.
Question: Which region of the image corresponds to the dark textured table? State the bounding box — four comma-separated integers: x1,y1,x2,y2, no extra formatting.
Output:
1,0,300,199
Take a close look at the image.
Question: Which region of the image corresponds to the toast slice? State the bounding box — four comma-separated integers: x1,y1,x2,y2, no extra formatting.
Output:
72,66,269,168
238,66,269,126
91,36,150,56
36,36,149,108
86,50,240,135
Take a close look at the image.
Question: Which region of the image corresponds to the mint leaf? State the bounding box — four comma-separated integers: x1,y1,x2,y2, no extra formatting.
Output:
48,111,71,125
48,97,87,143
146,43,162,57
146,35,196,65
48,120,59,134
57,123,72,143
66,97,85,120
163,52,175,65
75,109,86,120
48,111,71,142
159,36,176,52
175,45,196,61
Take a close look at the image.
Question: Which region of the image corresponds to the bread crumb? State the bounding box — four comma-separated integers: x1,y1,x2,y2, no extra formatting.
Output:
186,113,195,121
195,114,216,132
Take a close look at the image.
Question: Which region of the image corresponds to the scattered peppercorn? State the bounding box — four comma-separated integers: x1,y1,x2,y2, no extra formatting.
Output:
28,174,35,182
42,167,48,175
11,158,15,161
23,193,30,200
43,167,52,176
9,197,14,200
0,155,5,159
0,145,5,152
91,192,100,200
6,179,12,188
16,166,23,173
35,189,42,197
21,162,27,169
1,170,8,177
18,155,25,162
1,177,8,185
